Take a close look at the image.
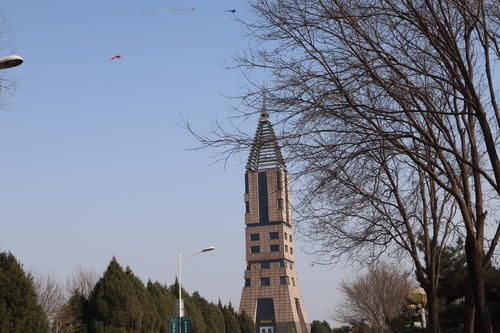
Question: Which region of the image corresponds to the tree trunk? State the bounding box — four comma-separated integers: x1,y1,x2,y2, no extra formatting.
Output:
427,290,440,333
465,238,493,333
464,296,475,333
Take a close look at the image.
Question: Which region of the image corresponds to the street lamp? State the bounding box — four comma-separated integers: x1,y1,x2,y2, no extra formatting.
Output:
178,246,215,328
0,55,24,69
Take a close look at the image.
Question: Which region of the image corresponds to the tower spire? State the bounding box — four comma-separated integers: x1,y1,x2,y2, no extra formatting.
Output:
259,94,269,122
246,95,286,171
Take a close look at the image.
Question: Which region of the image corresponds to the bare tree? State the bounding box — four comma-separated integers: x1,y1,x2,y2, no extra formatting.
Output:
192,0,499,330
33,268,98,333
65,267,98,299
33,273,65,326
336,263,413,332
51,268,99,333
294,143,457,332
51,303,81,333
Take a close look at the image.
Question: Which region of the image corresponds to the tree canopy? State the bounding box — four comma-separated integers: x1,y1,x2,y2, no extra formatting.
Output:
0,251,49,333
66,257,255,333
336,263,413,332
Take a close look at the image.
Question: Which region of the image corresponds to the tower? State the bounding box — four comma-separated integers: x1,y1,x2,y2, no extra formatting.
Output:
239,107,310,333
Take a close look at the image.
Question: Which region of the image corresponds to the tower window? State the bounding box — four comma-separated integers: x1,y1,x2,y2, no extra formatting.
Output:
260,277,270,286
277,199,283,210
251,246,260,253
280,276,289,285
292,278,296,286
269,232,279,240
245,278,251,287
270,244,280,252
290,247,294,254
289,234,293,242
284,232,288,241
280,260,285,268
245,201,250,213
261,262,270,269
258,171,269,223
285,245,288,253
276,170,282,189
244,173,249,194
250,233,260,241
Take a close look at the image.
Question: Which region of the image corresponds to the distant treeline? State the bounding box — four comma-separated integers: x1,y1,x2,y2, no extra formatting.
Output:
0,252,254,333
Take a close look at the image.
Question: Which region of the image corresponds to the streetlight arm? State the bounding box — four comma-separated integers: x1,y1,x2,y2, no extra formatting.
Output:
182,246,215,261
177,246,215,324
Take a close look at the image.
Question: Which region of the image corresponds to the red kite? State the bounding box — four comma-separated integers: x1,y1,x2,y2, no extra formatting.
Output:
109,55,123,61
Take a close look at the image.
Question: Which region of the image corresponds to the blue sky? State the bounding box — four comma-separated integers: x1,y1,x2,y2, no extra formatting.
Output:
0,0,351,325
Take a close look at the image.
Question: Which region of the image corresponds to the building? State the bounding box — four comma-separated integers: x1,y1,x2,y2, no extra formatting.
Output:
239,107,310,333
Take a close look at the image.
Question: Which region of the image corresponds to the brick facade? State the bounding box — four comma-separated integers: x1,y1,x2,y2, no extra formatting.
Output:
239,112,310,333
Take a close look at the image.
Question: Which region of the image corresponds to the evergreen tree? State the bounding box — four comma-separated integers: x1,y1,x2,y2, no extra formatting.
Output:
147,281,176,333
238,311,255,333
332,326,352,333
438,242,500,332
124,267,161,332
485,267,500,331
183,294,206,333
311,320,333,333
67,292,89,333
191,291,225,333
222,303,241,333
0,251,49,333
85,257,160,332
169,281,206,333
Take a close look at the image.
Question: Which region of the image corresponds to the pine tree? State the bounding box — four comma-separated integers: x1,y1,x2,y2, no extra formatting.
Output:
125,267,161,332
0,251,49,333
169,280,207,333
311,320,333,333
67,292,89,333
183,293,207,333
438,242,500,332
485,266,500,331
147,281,176,333
191,292,225,333
332,325,352,333
85,257,160,332
237,311,255,333
222,303,241,333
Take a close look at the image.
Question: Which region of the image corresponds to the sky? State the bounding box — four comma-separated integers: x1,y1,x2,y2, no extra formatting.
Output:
0,0,352,325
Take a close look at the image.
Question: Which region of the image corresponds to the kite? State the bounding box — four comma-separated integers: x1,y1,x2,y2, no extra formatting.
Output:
225,9,236,13
122,8,196,14
157,8,196,12
109,55,123,61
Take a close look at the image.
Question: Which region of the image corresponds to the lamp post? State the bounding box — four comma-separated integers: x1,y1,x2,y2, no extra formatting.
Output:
177,246,215,329
0,55,24,69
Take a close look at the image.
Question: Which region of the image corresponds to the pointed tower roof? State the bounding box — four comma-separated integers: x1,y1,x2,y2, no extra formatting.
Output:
246,99,286,171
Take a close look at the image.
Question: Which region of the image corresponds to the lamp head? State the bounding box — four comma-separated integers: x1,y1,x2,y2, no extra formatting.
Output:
202,246,216,252
0,55,24,69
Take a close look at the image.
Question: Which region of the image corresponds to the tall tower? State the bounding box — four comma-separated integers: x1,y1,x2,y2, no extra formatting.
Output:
239,107,310,333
